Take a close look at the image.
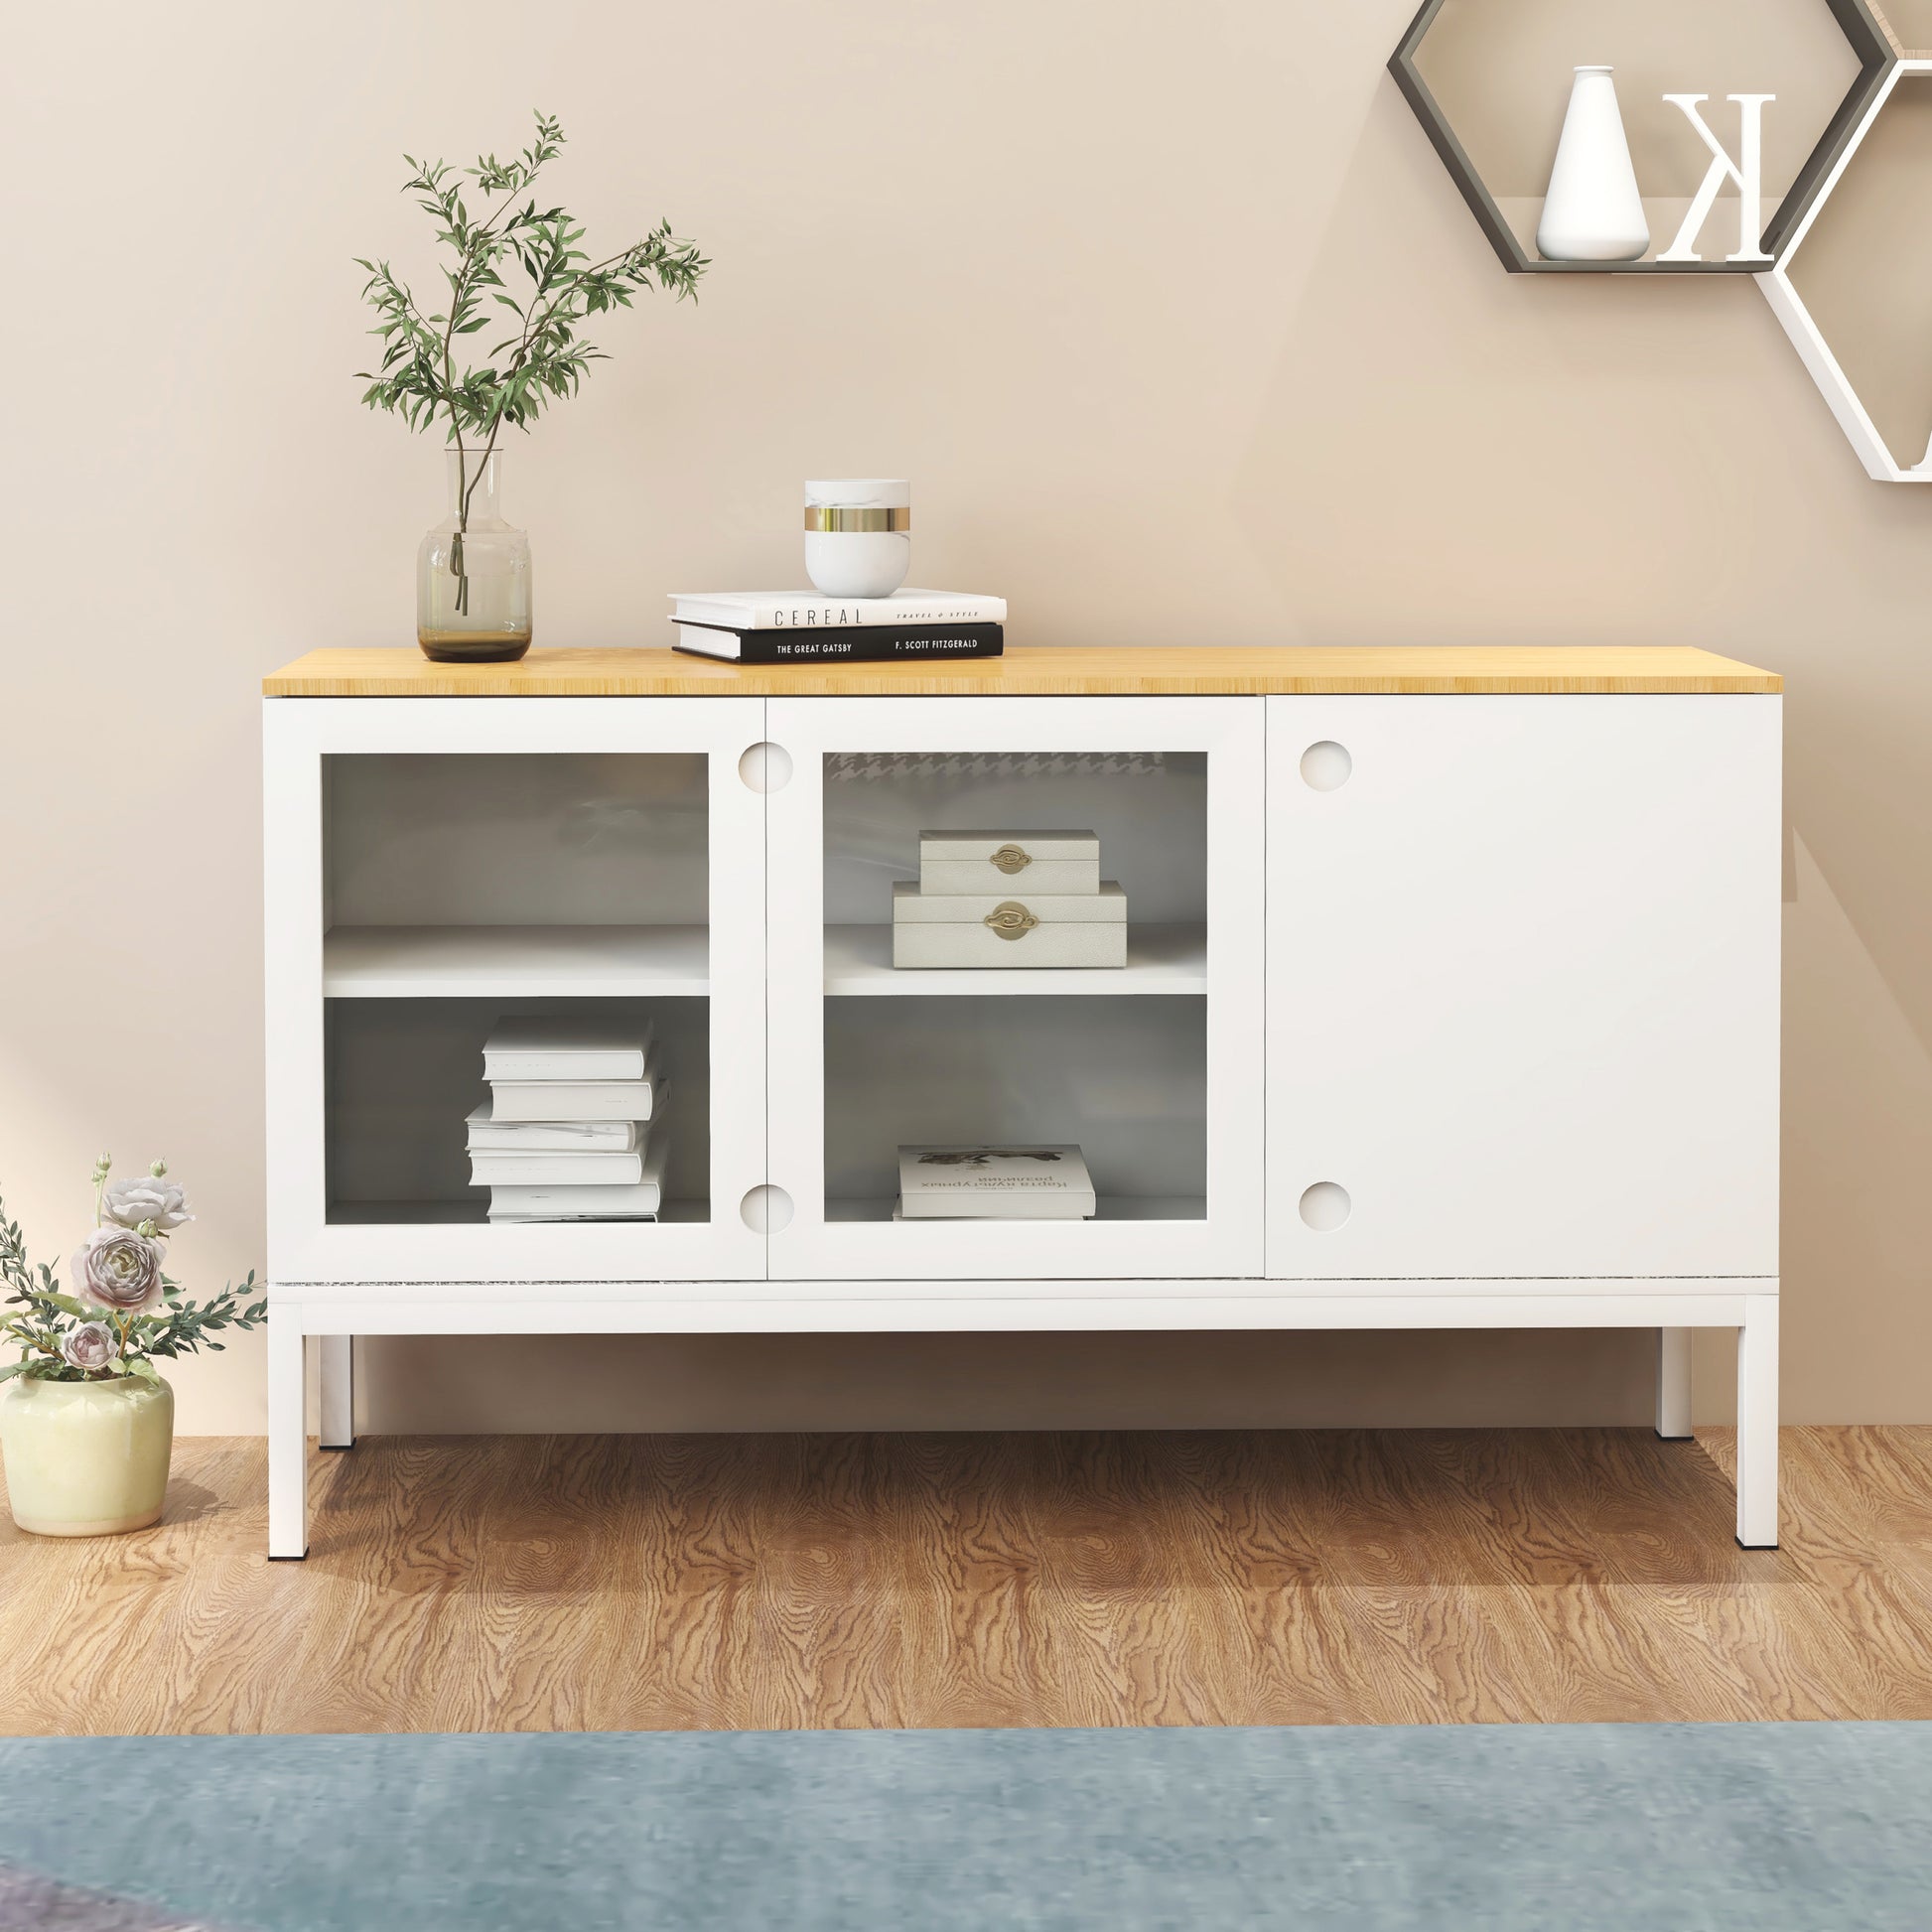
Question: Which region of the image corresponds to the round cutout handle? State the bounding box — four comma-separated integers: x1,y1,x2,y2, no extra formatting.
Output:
740,1184,793,1233
1300,742,1352,792
739,743,793,793
1299,1181,1351,1231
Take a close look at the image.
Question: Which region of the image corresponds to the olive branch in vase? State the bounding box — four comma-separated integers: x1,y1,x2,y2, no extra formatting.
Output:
354,111,707,616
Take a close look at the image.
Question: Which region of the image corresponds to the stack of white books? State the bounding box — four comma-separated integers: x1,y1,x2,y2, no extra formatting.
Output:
896,1145,1096,1221
470,1017,669,1223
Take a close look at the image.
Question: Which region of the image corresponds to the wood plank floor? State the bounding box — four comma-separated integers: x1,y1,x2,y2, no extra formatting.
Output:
4,1428,1932,1734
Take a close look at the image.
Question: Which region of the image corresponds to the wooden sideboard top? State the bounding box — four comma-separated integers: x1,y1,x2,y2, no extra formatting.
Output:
261,645,1782,697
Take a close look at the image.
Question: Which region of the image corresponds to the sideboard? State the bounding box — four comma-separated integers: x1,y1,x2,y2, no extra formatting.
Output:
261,645,1782,1558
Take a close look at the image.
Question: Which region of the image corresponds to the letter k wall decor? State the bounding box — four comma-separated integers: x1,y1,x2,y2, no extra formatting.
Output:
1390,0,1932,483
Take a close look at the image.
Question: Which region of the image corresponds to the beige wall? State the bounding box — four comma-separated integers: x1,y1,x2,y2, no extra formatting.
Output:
5,0,1930,1436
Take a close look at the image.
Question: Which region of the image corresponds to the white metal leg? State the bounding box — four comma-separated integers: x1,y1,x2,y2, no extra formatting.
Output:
267,1314,308,1560
318,1334,354,1450
1655,1326,1694,1439
1734,1296,1780,1548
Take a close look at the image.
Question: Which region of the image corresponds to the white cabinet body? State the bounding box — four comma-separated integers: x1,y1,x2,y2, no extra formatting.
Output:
262,676,1782,1558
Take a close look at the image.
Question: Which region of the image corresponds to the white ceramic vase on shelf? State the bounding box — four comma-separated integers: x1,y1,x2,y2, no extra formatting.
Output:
1536,67,1650,263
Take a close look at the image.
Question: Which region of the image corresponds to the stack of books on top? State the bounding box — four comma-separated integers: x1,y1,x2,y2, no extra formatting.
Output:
469,1017,669,1224
896,1145,1096,1221
669,591,1006,664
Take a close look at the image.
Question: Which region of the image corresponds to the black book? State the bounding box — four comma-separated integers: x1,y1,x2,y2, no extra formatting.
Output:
671,621,1004,665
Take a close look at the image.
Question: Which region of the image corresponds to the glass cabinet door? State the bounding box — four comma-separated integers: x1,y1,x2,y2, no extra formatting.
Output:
764,696,1265,1282
264,696,767,1285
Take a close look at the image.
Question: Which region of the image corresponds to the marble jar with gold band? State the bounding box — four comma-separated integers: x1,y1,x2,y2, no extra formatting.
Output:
804,479,911,598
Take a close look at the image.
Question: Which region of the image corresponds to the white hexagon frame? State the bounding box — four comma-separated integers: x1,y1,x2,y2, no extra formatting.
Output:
1760,54,1932,481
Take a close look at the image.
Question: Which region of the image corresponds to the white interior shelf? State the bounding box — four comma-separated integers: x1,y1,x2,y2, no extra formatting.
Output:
327,1198,711,1226
322,924,711,999
826,1197,1208,1223
821,923,1208,995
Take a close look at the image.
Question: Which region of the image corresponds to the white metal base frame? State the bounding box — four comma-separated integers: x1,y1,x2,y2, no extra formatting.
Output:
267,1317,308,1560
1735,1296,1780,1549
263,1291,1780,1559
318,1334,354,1450
1655,1325,1694,1439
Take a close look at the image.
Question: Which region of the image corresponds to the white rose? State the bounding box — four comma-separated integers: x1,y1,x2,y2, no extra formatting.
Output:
101,1176,193,1233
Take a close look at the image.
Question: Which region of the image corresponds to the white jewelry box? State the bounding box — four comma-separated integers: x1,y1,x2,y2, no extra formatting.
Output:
892,880,1127,968
917,829,1101,897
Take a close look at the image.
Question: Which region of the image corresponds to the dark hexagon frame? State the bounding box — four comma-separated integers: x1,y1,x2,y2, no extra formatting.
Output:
1388,0,1894,272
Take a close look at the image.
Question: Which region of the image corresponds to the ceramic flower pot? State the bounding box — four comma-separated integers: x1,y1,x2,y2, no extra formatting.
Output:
0,1374,174,1536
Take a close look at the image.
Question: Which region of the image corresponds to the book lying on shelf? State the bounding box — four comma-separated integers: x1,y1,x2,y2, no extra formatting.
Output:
897,1145,1096,1220
491,1209,659,1225
483,1016,653,1084
486,1137,670,1222
670,590,1006,630
466,1102,645,1153
672,621,1003,665
470,1148,647,1186
488,1048,666,1123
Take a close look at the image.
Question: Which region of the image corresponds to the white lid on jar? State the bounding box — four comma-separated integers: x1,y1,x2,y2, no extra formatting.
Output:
806,478,910,508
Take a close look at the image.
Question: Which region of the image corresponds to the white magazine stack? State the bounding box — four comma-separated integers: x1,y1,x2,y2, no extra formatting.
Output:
891,830,1127,969
469,1017,669,1222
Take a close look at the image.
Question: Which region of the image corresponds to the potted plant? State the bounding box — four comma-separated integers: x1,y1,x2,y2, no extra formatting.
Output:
356,111,708,663
0,1156,265,1536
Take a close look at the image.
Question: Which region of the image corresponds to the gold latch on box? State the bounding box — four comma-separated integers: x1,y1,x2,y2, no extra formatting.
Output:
990,843,1033,874
984,901,1039,940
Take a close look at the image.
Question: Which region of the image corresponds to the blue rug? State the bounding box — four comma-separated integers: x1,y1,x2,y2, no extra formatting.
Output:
0,1724,1924,1930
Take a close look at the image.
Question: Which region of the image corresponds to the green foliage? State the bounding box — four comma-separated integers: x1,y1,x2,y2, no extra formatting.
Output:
0,1180,265,1385
354,111,707,523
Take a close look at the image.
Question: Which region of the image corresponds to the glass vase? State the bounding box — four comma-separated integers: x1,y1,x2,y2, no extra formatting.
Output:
417,447,532,662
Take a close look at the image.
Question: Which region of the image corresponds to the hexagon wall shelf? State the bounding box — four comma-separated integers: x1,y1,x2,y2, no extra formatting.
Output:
1760,54,1932,479
1389,0,1893,273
